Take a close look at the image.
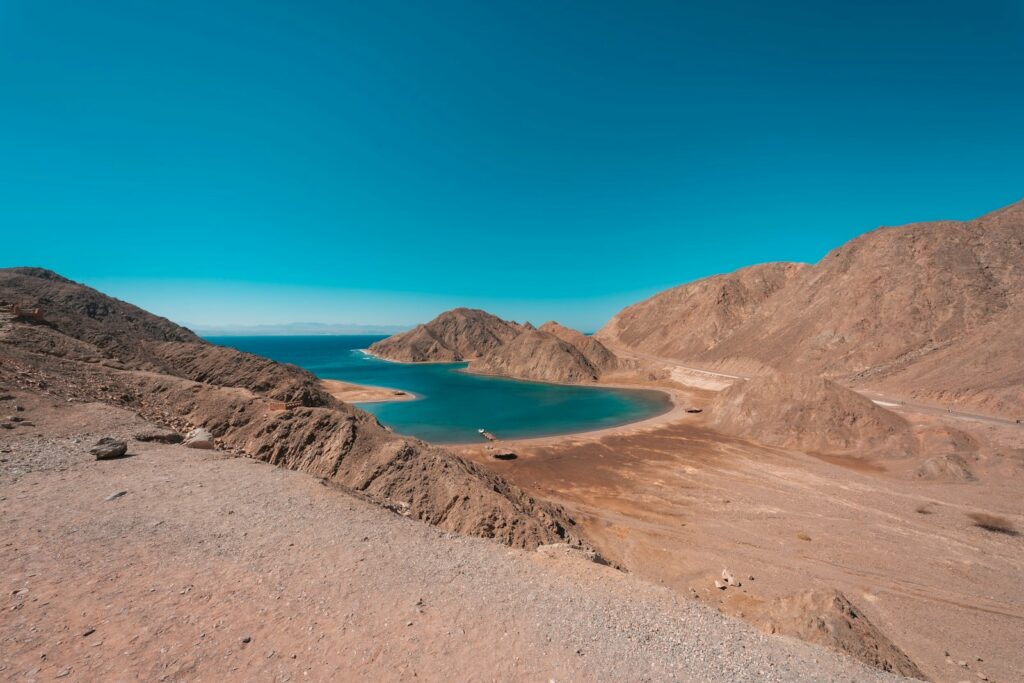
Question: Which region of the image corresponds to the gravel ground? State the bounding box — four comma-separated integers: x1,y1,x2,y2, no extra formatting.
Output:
0,393,906,682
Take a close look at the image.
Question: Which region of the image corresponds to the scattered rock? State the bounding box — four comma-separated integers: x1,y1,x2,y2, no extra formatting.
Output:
90,437,127,460
722,569,741,587
55,668,71,678
183,428,215,450
134,429,183,444
7,415,24,422
82,628,95,637
714,579,728,590
492,450,518,461
0,423,12,430
14,405,24,411
105,490,127,501
240,635,251,644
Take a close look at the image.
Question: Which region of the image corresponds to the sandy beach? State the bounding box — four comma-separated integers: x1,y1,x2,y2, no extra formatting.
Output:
319,378,416,404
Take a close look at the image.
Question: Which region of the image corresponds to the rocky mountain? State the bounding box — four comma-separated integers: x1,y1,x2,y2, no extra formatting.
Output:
598,199,1024,417
468,329,602,384
0,268,587,549
368,308,525,362
705,372,919,458
538,321,618,374
597,262,808,362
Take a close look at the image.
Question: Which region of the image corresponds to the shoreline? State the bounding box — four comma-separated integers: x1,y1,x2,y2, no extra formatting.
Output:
442,382,698,449
319,378,418,404
360,348,471,365
349,349,699,445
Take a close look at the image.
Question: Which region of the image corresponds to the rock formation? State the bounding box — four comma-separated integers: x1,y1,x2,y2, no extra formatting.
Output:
368,308,524,362
0,268,587,550
468,329,602,384
538,321,618,373
598,199,1024,417
705,372,918,458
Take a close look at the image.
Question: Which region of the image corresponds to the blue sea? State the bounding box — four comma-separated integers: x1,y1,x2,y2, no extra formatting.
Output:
207,335,669,444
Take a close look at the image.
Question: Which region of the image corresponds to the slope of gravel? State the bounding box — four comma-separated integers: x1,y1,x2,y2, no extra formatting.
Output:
0,395,907,682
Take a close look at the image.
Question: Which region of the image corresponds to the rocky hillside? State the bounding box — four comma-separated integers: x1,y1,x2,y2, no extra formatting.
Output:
468,329,602,384
597,262,808,361
705,372,919,458
368,308,524,362
0,268,587,549
598,199,1024,417
538,321,618,374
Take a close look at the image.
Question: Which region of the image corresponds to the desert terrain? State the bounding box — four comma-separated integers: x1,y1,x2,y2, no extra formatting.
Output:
3,199,1023,682
454,360,1024,683
0,392,903,682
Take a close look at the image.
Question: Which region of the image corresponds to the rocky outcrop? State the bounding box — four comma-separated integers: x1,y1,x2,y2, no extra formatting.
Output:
538,321,618,374
598,199,1024,417
368,308,524,362
468,330,601,384
0,268,589,550
90,437,127,460
706,372,918,458
743,589,925,679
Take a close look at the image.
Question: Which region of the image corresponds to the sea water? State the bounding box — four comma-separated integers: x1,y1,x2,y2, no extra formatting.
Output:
208,335,669,444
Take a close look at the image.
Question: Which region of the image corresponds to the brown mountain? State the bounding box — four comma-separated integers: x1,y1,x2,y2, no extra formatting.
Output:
538,321,618,373
598,199,1024,417
0,268,586,550
597,262,808,362
467,329,601,384
368,308,524,362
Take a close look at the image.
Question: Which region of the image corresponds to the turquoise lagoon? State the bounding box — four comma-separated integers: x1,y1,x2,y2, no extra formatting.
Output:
209,335,669,444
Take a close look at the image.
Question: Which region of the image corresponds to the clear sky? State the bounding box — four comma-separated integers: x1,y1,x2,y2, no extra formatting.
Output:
2,1,1022,331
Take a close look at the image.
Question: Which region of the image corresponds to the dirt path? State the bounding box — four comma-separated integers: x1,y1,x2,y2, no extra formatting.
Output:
0,393,905,682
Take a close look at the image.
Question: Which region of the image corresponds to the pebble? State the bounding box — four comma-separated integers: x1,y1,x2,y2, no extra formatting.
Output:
241,635,252,643
106,491,128,501
82,627,96,637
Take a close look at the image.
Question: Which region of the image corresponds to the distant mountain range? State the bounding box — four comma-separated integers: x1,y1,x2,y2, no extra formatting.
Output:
189,321,410,336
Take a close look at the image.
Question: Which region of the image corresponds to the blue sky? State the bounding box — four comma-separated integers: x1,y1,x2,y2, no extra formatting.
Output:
2,1,1022,331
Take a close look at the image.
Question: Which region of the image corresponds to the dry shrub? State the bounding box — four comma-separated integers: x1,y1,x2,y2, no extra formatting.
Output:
968,513,1020,537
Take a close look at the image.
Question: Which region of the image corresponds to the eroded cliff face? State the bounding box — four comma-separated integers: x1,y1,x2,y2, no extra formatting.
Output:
368,308,524,362
0,269,588,550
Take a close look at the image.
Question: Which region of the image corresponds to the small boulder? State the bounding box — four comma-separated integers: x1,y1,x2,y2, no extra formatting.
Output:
135,429,183,444
183,428,215,450
90,437,127,460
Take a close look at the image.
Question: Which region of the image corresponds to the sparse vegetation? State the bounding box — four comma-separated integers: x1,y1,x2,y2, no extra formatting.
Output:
968,513,1020,537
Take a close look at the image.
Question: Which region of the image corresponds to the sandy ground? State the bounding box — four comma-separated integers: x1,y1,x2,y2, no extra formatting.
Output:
0,393,906,683
455,403,1024,683
319,378,415,404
